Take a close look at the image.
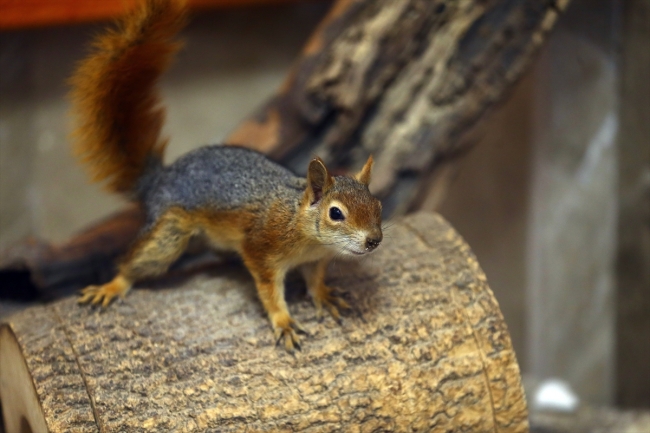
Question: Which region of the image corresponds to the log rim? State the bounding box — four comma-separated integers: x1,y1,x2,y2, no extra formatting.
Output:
0,324,51,433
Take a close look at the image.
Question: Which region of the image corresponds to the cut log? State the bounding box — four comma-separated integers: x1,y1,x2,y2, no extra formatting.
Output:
0,213,527,432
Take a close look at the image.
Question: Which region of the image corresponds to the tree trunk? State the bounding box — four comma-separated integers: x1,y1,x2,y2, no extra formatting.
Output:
0,213,528,433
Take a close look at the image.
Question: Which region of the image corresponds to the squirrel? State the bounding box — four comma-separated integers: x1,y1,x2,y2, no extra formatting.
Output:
71,0,383,351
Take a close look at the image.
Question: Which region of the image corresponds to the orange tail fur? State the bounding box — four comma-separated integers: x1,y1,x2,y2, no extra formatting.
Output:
70,0,187,195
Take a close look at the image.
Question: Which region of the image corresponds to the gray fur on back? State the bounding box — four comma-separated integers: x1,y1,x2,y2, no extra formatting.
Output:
138,145,306,226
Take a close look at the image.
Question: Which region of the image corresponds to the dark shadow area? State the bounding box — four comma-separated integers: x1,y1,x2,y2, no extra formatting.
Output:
20,417,33,433
0,270,39,302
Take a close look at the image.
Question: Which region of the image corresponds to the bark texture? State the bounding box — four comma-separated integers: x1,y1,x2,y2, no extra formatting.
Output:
227,0,570,215
1,213,527,432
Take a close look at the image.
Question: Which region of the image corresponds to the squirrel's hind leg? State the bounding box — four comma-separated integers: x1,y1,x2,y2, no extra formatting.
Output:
78,208,194,307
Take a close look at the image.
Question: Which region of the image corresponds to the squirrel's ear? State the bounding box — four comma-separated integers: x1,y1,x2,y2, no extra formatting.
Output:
307,157,333,204
354,155,373,186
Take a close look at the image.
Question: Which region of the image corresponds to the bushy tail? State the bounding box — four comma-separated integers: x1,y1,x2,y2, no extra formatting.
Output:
70,0,187,196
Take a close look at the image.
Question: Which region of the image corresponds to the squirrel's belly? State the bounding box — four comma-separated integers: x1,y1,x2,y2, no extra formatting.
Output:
195,208,254,255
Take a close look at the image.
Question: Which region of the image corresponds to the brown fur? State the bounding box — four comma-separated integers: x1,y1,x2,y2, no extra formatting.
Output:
354,155,373,186
122,206,258,281
79,159,381,350
69,0,187,194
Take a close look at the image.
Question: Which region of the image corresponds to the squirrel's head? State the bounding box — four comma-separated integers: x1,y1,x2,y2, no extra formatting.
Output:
303,156,383,257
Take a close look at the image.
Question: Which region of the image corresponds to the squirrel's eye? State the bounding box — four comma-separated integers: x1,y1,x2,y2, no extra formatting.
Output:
329,207,345,221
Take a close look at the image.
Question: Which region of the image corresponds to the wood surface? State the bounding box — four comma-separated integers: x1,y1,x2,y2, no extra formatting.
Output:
0,0,315,30
616,0,650,408
0,213,528,432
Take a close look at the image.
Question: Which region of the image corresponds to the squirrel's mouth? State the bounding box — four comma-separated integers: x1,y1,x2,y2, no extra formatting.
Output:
344,248,367,256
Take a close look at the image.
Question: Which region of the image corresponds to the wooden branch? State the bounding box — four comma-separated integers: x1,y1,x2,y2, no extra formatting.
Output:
0,213,528,432
0,0,318,30
0,206,144,300
227,0,570,216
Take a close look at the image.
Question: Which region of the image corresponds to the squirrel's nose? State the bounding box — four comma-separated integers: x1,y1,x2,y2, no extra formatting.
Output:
365,235,382,251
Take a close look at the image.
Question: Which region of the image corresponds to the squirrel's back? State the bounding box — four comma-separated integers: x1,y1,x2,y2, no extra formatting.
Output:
141,146,306,224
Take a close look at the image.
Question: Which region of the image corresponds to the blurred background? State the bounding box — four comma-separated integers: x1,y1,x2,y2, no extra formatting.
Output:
1,0,648,422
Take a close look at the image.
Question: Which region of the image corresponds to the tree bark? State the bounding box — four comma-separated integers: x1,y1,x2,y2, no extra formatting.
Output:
227,0,571,215
1,213,528,433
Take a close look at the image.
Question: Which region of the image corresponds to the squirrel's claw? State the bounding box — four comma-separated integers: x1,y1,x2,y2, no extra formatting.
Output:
332,293,351,310
78,287,96,305
313,286,351,324
78,280,128,308
274,326,301,353
292,320,309,336
78,285,117,307
272,315,304,353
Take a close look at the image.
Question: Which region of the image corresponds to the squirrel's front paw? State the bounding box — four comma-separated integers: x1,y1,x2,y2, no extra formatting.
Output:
78,277,130,307
312,285,351,324
272,313,306,353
